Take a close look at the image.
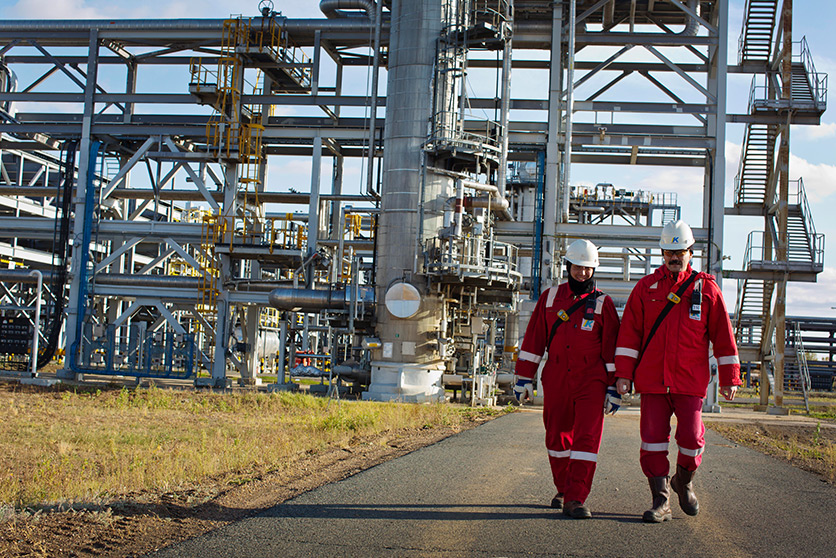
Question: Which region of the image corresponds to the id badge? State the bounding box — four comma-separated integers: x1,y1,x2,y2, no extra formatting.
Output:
581,318,595,331
690,303,701,321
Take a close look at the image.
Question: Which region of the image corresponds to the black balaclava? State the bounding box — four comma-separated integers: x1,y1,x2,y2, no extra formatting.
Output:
567,263,595,295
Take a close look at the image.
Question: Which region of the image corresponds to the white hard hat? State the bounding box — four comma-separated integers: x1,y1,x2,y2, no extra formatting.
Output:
565,239,599,268
659,220,695,250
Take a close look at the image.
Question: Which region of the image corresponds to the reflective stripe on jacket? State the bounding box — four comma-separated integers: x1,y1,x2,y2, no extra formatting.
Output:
516,283,620,386
614,264,742,396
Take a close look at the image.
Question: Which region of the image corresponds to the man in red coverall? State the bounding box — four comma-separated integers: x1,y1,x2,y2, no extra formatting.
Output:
514,239,620,519
614,220,741,523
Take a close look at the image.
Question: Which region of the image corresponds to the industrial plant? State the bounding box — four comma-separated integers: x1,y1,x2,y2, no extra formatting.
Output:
0,0,831,409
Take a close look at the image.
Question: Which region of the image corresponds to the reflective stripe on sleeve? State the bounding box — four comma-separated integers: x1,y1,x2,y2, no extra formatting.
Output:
595,296,605,314
548,449,571,458
518,350,542,363
616,347,640,359
641,441,670,452
570,451,598,463
717,355,740,366
606,363,616,372
678,445,705,457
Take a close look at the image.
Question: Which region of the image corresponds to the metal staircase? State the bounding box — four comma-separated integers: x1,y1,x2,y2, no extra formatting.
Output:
731,6,827,375
738,0,778,64
734,123,777,206
733,233,774,360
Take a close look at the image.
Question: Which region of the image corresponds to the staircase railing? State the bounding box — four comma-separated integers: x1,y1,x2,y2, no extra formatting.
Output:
788,178,826,267
792,320,811,412
795,37,828,111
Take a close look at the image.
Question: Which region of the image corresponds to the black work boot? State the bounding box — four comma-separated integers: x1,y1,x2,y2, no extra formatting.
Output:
642,476,672,523
550,493,564,511
670,464,699,516
563,500,592,519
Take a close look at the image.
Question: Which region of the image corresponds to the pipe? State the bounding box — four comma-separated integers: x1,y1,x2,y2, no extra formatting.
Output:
94,273,203,289
0,269,55,283
0,18,385,44
562,0,577,224
30,270,42,378
454,179,464,238
681,0,700,37
464,195,510,212
268,286,374,311
320,0,377,20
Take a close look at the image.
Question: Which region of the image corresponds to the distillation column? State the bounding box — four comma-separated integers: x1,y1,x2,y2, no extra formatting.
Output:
365,0,453,401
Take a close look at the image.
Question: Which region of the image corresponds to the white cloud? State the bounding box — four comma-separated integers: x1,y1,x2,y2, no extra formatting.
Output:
788,154,836,203
795,122,836,141
787,267,836,318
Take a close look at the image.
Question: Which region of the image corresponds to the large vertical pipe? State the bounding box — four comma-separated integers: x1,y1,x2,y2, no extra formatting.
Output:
562,0,576,226
542,2,563,290
368,0,451,401
496,8,513,199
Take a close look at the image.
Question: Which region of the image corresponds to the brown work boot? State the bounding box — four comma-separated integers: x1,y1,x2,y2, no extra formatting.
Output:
642,476,672,523
563,500,592,519
670,464,699,516
550,493,564,511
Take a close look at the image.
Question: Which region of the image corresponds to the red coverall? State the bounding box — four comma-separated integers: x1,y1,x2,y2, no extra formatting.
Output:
515,283,620,503
615,265,742,478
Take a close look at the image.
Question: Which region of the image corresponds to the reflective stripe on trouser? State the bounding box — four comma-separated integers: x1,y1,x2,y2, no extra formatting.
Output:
543,375,606,503
639,393,705,477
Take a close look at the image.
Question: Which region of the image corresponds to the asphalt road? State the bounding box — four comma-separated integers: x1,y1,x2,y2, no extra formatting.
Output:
148,407,835,557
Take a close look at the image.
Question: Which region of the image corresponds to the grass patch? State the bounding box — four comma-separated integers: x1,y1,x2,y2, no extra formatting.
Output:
708,420,836,483
0,383,507,508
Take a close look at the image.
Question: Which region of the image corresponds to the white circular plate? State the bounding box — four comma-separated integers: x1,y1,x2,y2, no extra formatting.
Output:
384,282,421,318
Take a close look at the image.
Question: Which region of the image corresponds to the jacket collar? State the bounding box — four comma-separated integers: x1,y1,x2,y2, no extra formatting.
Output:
655,263,694,283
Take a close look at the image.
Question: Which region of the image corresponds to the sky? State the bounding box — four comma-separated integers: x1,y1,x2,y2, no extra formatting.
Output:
1,0,834,317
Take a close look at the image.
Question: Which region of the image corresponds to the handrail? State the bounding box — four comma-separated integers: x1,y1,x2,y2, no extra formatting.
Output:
795,37,827,109
788,178,826,266
792,320,811,412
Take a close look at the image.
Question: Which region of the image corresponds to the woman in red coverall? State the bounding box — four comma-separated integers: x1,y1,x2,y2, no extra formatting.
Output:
514,239,621,519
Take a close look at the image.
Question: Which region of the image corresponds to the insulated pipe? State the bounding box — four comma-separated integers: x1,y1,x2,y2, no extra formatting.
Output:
0,269,55,283
268,287,374,311
453,179,465,238
94,274,203,289
562,0,577,224
465,195,510,212
0,18,384,46
457,179,512,220
681,0,700,37
320,0,377,21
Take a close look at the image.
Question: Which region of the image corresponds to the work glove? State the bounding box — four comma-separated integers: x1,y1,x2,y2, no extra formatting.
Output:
513,376,534,403
604,385,621,415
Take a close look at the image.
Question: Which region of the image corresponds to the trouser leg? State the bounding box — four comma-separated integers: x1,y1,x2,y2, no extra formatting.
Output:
639,393,674,478
543,382,573,495
563,380,606,503
672,394,705,471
